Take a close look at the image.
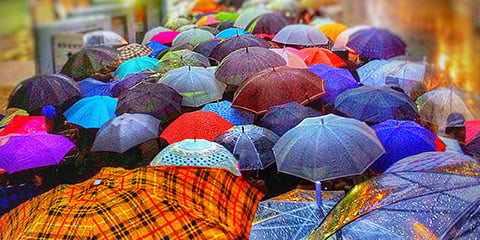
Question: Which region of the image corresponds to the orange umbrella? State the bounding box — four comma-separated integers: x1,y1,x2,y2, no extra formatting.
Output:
317,22,348,42
190,0,219,13
0,166,262,239
196,14,219,26
300,47,346,67
160,111,234,144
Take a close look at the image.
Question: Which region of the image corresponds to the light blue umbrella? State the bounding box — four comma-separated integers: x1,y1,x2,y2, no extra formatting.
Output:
150,139,240,176
172,28,215,48
216,28,249,39
200,100,255,126
114,56,158,80
91,113,161,153
63,96,118,129
77,78,115,97
272,24,329,46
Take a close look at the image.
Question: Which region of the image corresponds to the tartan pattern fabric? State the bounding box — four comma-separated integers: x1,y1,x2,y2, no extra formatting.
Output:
110,43,154,68
346,29,406,60
0,166,262,240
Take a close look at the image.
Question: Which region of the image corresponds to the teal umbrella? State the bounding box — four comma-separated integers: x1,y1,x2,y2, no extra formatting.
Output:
216,28,249,39
63,96,118,129
114,56,158,80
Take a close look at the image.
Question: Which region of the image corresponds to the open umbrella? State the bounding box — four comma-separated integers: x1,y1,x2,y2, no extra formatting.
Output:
192,39,222,58
77,78,115,97
466,120,480,143
150,31,180,44
216,28,249,39
172,28,215,48
146,41,169,58
333,25,371,49
200,100,255,126
155,49,211,74
190,0,219,13
215,47,286,86
246,12,289,35
370,120,437,172
151,139,240,176
142,26,171,45
8,74,80,112
335,86,419,124
177,24,216,34
165,18,191,31
232,66,325,115
0,115,46,136
158,66,226,107
91,113,161,153
234,7,273,29
115,82,182,125
216,12,239,21
114,56,158,80
0,183,44,217
160,111,234,144
272,24,329,47
60,46,118,81
196,14,219,26
269,49,308,68
259,102,321,136
317,22,348,42
0,108,28,130
0,133,75,173
210,34,270,61
346,28,406,59
299,47,346,67
465,132,480,158
0,166,262,239
111,43,154,67
63,96,118,129
83,30,127,47
111,69,158,97
214,125,280,170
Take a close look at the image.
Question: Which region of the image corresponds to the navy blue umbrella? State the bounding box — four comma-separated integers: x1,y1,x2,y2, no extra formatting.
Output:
77,78,115,97
200,100,255,126
259,102,321,136
0,184,44,216
335,86,419,124
347,28,406,60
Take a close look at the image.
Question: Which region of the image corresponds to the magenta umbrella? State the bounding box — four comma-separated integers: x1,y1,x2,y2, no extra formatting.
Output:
0,133,75,173
150,31,180,44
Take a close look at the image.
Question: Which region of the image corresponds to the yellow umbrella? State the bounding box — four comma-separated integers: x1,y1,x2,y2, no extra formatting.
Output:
318,22,348,42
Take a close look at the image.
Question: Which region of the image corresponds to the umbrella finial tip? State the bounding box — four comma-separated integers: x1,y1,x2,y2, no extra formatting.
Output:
246,47,248,53
241,126,245,132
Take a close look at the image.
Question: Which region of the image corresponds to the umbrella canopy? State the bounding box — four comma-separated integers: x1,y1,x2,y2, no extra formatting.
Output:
232,66,325,115
190,0,219,13
165,17,191,31
114,56,158,80
466,120,480,143
177,24,216,34
112,43,154,67
192,39,222,57
158,66,226,107
83,30,127,47
335,86,419,124
259,102,321,136
142,26,171,45
0,183,44,216
77,78,115,97
200,100,255,126
0,166,262,239
416,87,480,133
0,116,46,136
216,12,239,21
150,31,181,44
172,28,215,48
215,47,286,86
0,108,28,130
91,113,161,153
234,7,273,29
210,34,271,61
160,111,234,144
0,133,75,173
151,139,240,176
216,28,249,39
60,46,118,81
146,41,169,57
269,49,308,68
155,49,211,74
8,74,80,112
63,96,118,129
333,25,371,49
438,136,464,153
465,132,480,158
317,22,348,42
214,125,280,170
273,24,329,47
307,63,359,105
370,120,437,172
284,47,308,60
299,47,346,67
111,69,158,97
196,14,219,26
246,12,289,35
309,171,480,240
346,28,406,59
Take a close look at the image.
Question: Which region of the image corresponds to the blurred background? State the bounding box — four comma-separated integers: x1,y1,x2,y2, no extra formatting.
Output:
0,0,478,112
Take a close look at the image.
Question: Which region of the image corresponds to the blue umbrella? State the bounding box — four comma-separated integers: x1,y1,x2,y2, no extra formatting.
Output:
346,28,406,59
385,151,479,173
77,78,115,97
216,28,249,39
114,56,158,80
63,96,118,129
214,125,280,170
335,86,419,124
91,113,161,153
307,64,359,105
272,24,329,47
0,184,44,216
200,100,255,126
146,41,169,58
370,120,437,172
259,102,321,136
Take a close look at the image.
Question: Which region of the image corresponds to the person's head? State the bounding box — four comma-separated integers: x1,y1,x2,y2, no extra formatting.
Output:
445,112,466,143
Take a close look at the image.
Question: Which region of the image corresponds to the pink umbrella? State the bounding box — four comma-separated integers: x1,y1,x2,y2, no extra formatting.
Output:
466,120,480,143
150,31,180,44
269,49,308,69
284,47,308,61
0,116,46,136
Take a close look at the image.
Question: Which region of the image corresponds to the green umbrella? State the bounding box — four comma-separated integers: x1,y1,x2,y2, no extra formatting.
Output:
216,12,239,21
172,28,215,48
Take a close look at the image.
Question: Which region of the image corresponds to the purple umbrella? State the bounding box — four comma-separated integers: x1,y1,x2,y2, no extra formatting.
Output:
115,82,182,125
347,28,406,60
246,13,289,35
77,78,115,97
385,151,479,173
210,34,270,61
112,69,158,97
272,24,329,47
259,102,321,136
215,47,286,86
192,39,222,58
0,133,75,173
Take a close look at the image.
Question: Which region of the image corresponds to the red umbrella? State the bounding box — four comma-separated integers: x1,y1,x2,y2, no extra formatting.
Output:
466,120,480,143
160,111,234,144
150,31,180,44
300,47,346,67
0,116,46,136
232,66,326,115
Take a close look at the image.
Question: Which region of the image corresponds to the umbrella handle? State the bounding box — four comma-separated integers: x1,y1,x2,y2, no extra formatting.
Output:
315,181,323,209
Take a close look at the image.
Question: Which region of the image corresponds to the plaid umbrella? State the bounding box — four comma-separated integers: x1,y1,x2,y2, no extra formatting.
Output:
151,139,241,176
246,13,289,35
0,166,262,239
155,50,211,74
0,115,46,136
63,96,118,129
111,43,154,67
8,74,81,112
114,56,159,80
200,100,255,126
259,102,321,136
347,28,406,60
172,28,215,48
299,47,346,67
272,24,329,47
60,46,118,81
142,26,171,45
210,34,270,61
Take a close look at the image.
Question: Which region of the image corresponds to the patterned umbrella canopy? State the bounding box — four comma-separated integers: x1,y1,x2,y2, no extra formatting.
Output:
210,34,270,61
61,46,118,81
172,28,215,48
111,43,154,67
142,26,171,45
214,125,280,170
273,24,329,47
111,69,158,97
333,25,371,49
299,47,346,67
155,50,211,74
215,47,286,86
274,114,385,181
0,166,262,239
77,78,115,97
114,56,159,80
63,96,118,129
346,28,406,60
151,139,240,176
269,49,308,69
0,115,46,136
246,12,289,35
200,100,255,126
8,74,80,112
83,30,127,47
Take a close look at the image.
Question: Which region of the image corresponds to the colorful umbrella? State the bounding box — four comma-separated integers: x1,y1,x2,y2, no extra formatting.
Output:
335,86,419,124
234,7,273,29
333,25,371,49
155,49,211,74
232,66,325,115
190,0,219,13
91,113,161,153
246,12,289,35
0,183,44,216
259,101,321,136
0,166,262,239
283,47,308,60
77,78,115,97
272,24,329,47
216,28,249,39
269,49,308,68
466,120,480,143
370,120,437,172
60,46,118,81
8,74,80,112
274,114,385,182
158,66,226,107
146,41,169,57
215,47,286,86
0,116,46,136
114,56,158,80
111,43,154,67
0,133,75,173
200,100,255,126
151,139,240,176
196,14,219,26
149,31,181,44
172,28,215,48
438,136,464,153
115,82,182,125
0,108,28,130
214,125,279,170
299,47,346,67
83,30,127,47
465,132,480,158
111,69,158,97
63,96,118,129
216,12,239,21
210,34,271,61
142,26,171,45
346,28,406,59
317,22,348,42
160,111,234,144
